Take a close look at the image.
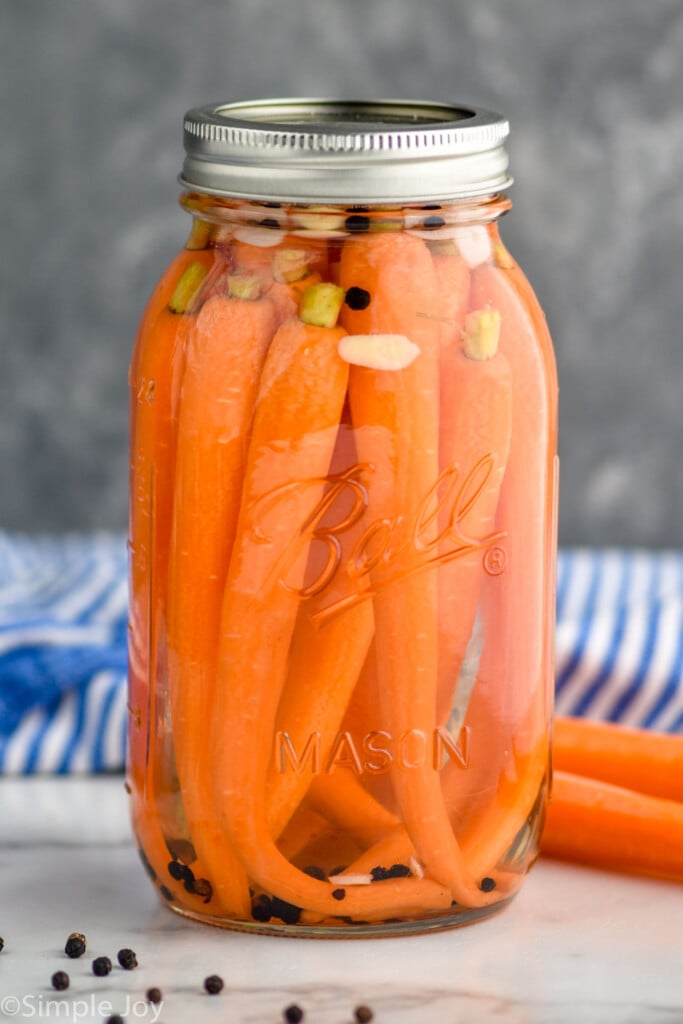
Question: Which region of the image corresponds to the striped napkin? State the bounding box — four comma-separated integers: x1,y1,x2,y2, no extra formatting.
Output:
0,535,681,774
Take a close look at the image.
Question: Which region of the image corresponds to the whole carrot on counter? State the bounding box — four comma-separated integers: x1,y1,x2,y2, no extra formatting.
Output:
541,770,683,884
166,276,279,917
553,716,683,804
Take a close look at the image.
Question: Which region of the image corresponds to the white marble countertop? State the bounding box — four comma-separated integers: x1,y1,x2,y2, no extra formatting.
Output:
1,777,682,1024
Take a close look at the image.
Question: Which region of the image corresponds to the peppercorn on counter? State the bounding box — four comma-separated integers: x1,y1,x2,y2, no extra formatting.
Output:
2,775,683,1024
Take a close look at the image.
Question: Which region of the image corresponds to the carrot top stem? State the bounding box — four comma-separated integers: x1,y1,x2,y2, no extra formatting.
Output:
227,274,262,300
186,217,212,251
273,249,312,283
300,283,346,327
463,310,501,360
168,261,210,314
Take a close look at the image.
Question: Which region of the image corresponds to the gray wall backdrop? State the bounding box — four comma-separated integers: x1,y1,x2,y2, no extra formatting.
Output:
3,0,682,545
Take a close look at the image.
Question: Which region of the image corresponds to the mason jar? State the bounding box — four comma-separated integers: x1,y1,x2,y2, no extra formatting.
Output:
127,99,558,936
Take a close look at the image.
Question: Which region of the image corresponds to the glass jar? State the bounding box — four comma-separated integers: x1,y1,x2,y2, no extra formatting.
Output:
127,99,558,936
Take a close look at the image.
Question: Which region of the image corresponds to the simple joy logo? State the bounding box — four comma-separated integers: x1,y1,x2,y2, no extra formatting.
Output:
0,994,163,1023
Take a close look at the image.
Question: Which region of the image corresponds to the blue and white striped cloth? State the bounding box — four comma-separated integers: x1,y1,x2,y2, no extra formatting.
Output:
0,535,681,773
0,533,128,774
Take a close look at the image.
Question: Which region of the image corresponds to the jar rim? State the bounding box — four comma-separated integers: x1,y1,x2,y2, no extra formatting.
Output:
179,98,512,204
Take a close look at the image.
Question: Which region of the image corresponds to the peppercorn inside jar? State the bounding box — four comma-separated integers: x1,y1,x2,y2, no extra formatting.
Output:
127,99,558,936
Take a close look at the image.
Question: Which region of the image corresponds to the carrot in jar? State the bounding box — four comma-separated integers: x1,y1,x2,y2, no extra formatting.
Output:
435,309,513,724
128,251,213,799
339,231,490,908
230,235,328,321
469,259,557,760
166,278,278,916
209,284,451,919
266,426,375,839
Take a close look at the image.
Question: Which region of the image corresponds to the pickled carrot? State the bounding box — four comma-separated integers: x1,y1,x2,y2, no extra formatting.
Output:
435,321,513,724
232,234,329,271
553,716,683,803
457,736,548,878
339,231,490,907
267,270,323,322
469,259,558,758
345,738,546,899
276,804,338,862
431,257,556,867
266,427,375,839
307,771,399,847
128,248,214,796
432,247,471,349
345,825,413,876
267,592,374,839
541,771,683,883
208,299,453,919
167,291,278,916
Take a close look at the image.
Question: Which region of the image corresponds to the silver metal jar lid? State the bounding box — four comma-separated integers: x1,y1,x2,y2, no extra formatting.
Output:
180,98,512,204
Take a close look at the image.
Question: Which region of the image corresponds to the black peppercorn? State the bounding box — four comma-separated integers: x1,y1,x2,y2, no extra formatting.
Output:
271,896,302,924
480,876,496,893
371,863,411,881
105,1016,125,1024
0,937,4,952
188,877,213,903
332,888,346,901
251,894,273,922
284,1005,304,1023
355,1007,374,1023
159,885,173,901
146,988,162,1004
422,214,445,229
204,974,224,995
51,971,69,991
344,286,371,311
117,948,138,970
167,860,192,882
302,865,327,881
259,218,281,229
64,932,87,958
345,214,371,233
92,956,112,977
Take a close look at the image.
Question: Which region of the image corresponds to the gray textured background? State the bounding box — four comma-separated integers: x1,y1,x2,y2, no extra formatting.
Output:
3,0,682,545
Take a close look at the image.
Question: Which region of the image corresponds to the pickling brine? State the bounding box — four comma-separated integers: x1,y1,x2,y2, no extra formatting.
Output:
127,99,558,935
